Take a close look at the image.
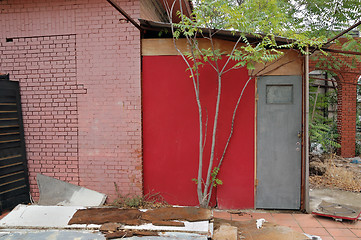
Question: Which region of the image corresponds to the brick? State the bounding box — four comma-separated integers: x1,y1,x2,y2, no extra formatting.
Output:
0,0,142,203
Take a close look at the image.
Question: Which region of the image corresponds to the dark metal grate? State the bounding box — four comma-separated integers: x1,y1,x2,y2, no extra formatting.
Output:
0,75,30,213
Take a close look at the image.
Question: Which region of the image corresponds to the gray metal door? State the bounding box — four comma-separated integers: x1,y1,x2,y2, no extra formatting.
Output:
256,75,302,209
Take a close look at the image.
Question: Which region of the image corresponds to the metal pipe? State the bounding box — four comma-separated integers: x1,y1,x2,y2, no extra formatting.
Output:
324,20,361,46
311,20,361,54
314,67,361,75
106,0,143,32
304,46,310,213
310,76,361,86
321,48,361,56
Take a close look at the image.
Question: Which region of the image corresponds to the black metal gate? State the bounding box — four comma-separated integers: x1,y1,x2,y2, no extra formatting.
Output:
0,75,30,213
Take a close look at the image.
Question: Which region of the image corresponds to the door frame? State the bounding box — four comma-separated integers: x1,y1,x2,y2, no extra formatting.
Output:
254,72,309,211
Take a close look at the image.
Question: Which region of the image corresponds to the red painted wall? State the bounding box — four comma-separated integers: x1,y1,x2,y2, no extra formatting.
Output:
143,55,255,209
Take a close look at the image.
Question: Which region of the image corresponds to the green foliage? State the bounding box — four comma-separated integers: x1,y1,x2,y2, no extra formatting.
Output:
113,183,168,208
309,76,340,153
191,167,223,187
113,182,145,208
310,121,340,153
356,78,361,156
174,0,326,76
211,167,223,187
356,117,361,156
288,0,361,35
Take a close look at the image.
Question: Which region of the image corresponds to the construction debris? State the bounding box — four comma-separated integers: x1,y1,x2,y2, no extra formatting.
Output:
312,200,361,221
0,205,211,239
256,218,267,229
68,208,143,225
213,218,309,240
37,174,107,207
141,207,212,222
99,222,121,232
213,224,238,240
304,233,322,240
68,206,211,226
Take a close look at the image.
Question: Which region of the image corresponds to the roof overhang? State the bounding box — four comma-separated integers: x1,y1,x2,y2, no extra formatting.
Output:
140,19,295,45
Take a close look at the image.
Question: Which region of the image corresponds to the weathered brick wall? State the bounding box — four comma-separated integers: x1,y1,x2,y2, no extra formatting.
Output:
0,0,142,201
336,72,358,157
310,50,359,158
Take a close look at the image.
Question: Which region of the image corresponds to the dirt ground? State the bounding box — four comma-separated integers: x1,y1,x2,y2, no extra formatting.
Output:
309,154,361,192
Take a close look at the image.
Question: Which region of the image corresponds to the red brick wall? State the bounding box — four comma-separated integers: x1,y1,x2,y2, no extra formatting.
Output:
0,0,142,201
336,72,357,157
310,52,359,158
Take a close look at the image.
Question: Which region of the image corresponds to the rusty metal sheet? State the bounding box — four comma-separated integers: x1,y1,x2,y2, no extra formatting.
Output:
142,207,212,222
68,207,211,225
68,208,143,225
312,200,361,220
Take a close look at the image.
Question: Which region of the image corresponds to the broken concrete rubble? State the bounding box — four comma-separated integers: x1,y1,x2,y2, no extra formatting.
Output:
37,174,107,207
309,161,326,176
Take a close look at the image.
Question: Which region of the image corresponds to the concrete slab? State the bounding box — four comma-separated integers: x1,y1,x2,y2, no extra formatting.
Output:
0,230,105,240
0,230,208,240
312,200,361,221
0,205,100,229
310,188,361,213
37,174,107,206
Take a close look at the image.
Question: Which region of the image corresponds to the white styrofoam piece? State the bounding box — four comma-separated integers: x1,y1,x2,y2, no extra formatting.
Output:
0,205,100,229
122,221,209,234
126,232,208,239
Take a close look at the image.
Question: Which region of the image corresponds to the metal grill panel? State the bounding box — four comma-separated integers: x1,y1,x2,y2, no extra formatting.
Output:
0,75,30,212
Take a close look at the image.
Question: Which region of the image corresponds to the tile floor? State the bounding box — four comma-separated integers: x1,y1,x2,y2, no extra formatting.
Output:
213,210,361,240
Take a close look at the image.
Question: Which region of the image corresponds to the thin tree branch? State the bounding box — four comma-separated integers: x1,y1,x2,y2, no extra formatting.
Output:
166,0,205,204
202,28,222,205
220,35,243,75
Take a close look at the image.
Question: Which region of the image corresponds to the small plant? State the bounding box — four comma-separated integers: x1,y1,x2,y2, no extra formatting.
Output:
309,122,340,153
356,115,361,156
112,182,169,209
